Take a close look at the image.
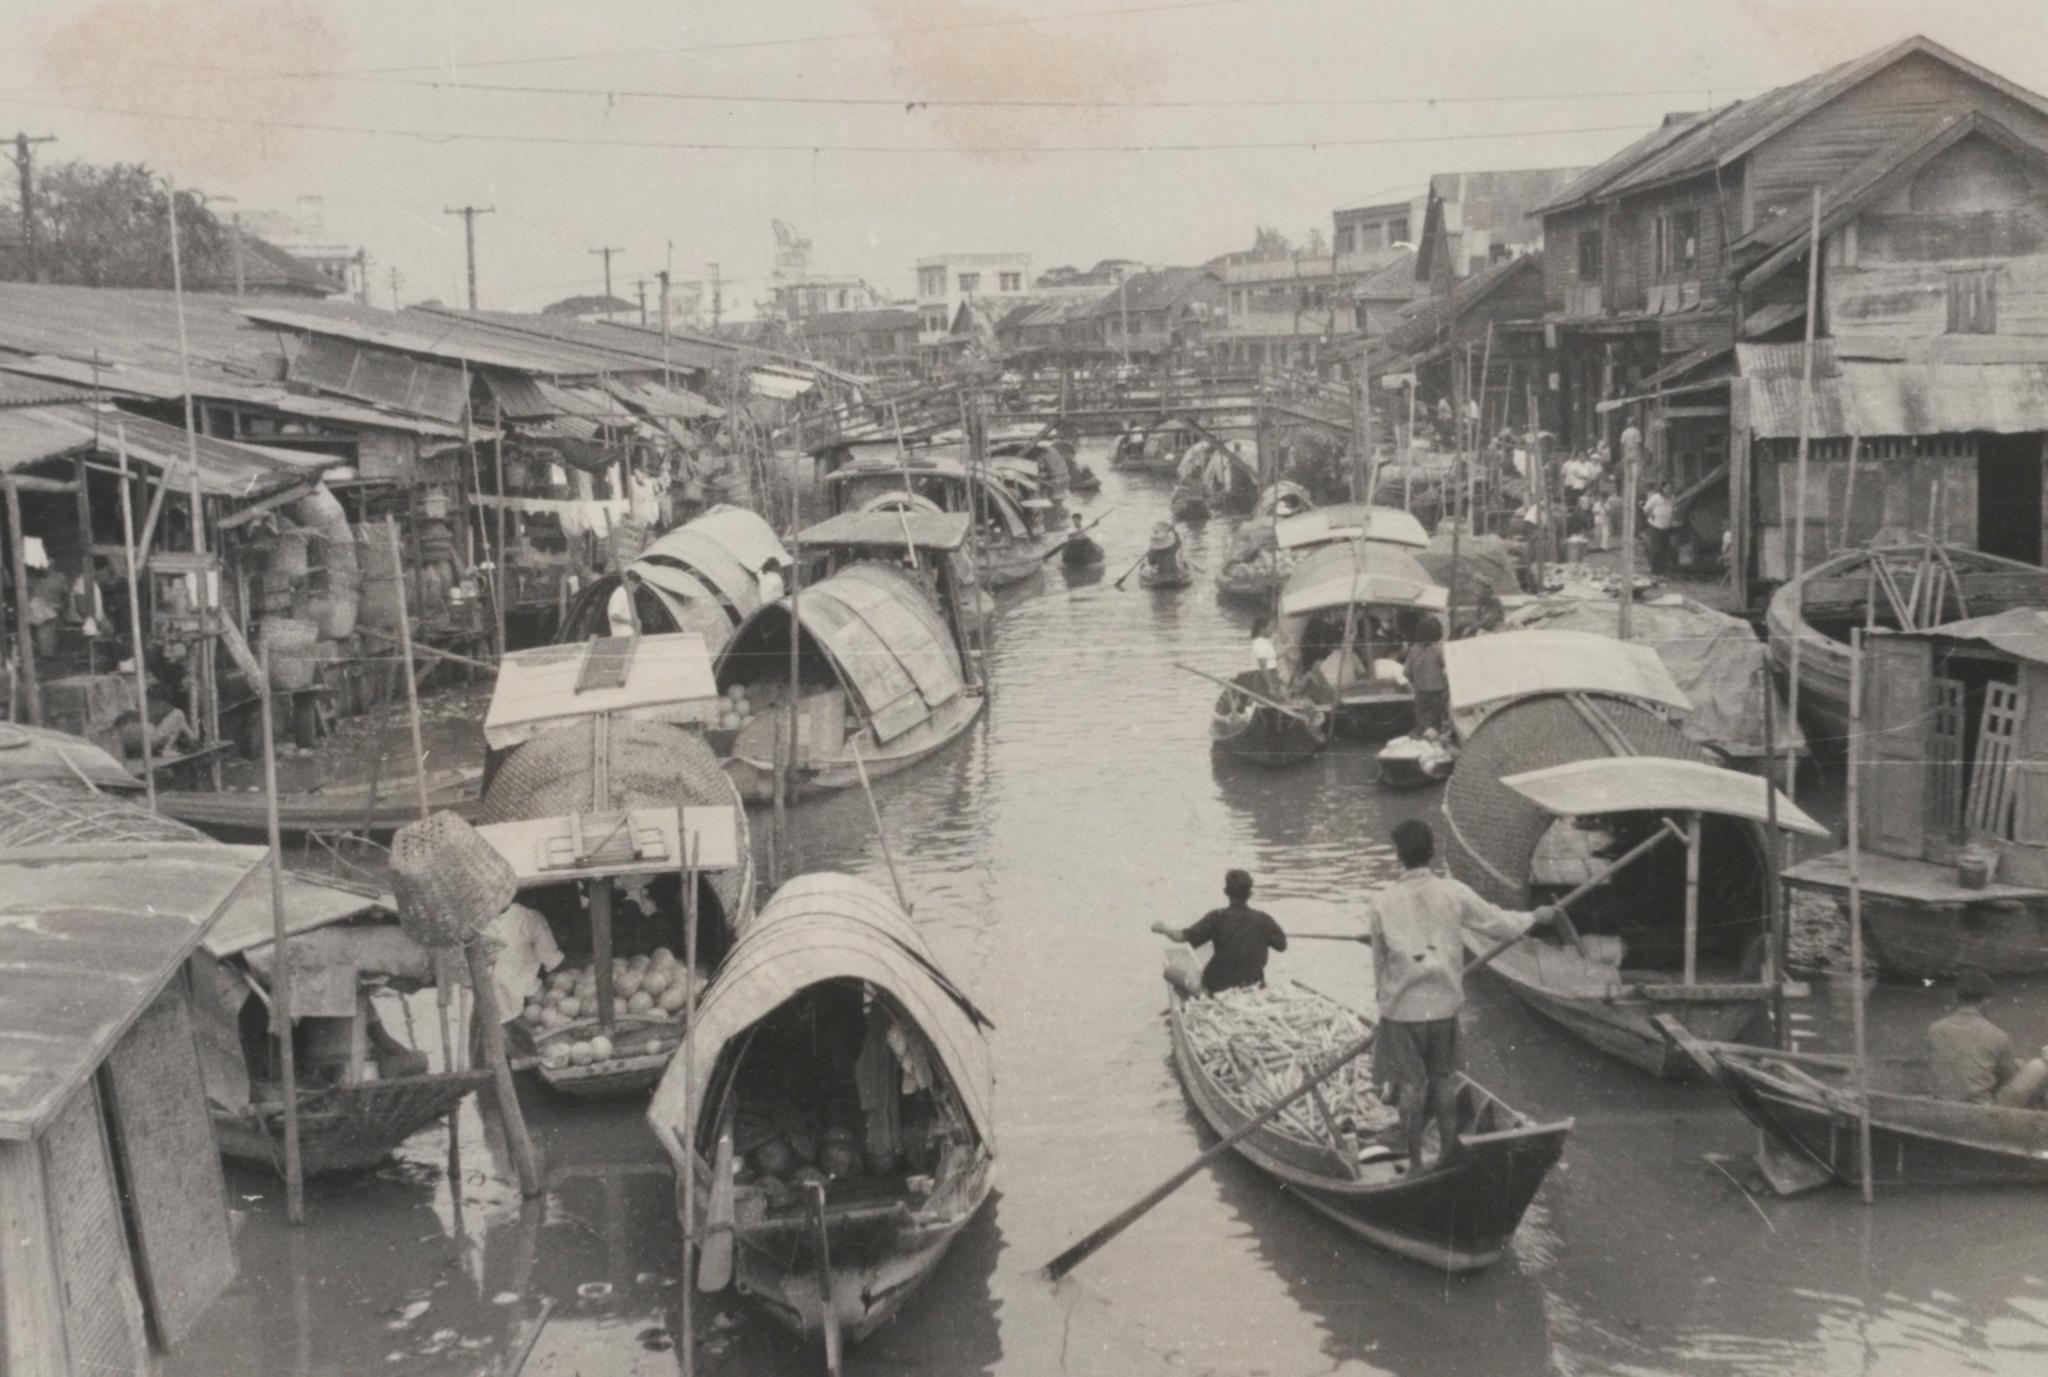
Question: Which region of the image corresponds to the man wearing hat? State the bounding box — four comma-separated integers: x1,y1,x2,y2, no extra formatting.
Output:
1145,522,1183,577
1930,966,2048,1107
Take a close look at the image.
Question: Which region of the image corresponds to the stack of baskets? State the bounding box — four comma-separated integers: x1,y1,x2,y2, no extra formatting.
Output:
389,812,516,951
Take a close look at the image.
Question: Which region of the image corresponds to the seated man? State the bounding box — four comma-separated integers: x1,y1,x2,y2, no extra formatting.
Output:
1930,967,2048,1108
1153,869,1287,996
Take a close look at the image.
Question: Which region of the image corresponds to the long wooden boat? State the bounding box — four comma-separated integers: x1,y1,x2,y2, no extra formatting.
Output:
1218,503,1433,607
1209,671,1330,766
1661,1019,2048,1191
1442,691,1824,1077
156,766,482,837
555,504,790,652
649,873,996,1356
715,559,985,802
1277,540,1445,740
1375,733,1455,790
822,447,1046,590
1169,483,1212,524
1766,544,2048,747
1167,983,1569,1272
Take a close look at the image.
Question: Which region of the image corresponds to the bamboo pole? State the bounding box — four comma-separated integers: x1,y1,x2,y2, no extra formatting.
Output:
678,829,701,1377
258,643,305,1223
1784,187,1823,797
1682,811,1702,985
462,927,543,1195
6,478,40,725
850,738,912,916
1847,627,1874,1203
1620,411,1638,640
1761,667,1790,1049
784,501,804,882
386,518,432,821
115,425,155,809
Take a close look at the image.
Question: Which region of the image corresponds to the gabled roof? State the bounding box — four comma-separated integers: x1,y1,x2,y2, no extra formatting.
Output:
194,234,343,296
1353,249,1424,301
1375,255,1544,358
1735,108,2048,284
789,307,919,339
1535,34,2048,215
1080,267,1218,319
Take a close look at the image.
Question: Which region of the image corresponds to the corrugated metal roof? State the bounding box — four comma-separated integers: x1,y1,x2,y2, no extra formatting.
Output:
0,373,90,408
0,841,265,1139
0,404,336,497
1738,340,2048,438
1079,268,1219,320
601,374,722,420
241,303,664,377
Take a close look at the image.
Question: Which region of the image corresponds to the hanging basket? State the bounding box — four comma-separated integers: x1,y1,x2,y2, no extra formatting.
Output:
389,812,516,950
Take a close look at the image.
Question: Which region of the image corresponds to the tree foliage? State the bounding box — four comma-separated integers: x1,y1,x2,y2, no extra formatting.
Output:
16,160,229,288
1250,225,1293,260
1304,226,1330,259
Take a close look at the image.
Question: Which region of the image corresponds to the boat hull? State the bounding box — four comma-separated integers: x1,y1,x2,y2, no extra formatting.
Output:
724,694,985,803
1473,939,1770,1078
1859,893,2048,979
213,1070,491,1178
1665,1030,2048,1190
1168,993,1567,1271
1138,561,1194,590
1210,675,1330,766
1375,743,1453,790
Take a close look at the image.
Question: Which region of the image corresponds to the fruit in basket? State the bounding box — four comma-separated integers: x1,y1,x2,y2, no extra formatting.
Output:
541,1008,570,1030
523,1001,545,1024
727,684,746,703
787,1128,818,1165
588,1035,614,1061
628,991,654,1014
658,982,689,1014
541,1042,570,1069
569,1040,595,1066
652,947,675,968
642,967,673,997
557,996,582,1020
628,953,651,973
617,970,643,999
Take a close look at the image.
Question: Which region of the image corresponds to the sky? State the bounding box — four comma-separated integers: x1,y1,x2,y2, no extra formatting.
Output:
6,0,2048,315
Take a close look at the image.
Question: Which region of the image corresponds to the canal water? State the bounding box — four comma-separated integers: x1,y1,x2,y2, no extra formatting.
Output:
171,454,2048,1377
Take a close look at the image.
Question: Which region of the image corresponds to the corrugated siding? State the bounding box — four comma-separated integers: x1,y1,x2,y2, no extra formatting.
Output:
1740,340,2048,437
646,871,995,1165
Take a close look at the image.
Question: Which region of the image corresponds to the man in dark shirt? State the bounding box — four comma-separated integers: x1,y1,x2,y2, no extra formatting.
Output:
1154,869,1287,995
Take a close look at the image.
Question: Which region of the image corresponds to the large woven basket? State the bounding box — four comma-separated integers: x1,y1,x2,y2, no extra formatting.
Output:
272,528,312,579
259,617,320,690
390,812,517,949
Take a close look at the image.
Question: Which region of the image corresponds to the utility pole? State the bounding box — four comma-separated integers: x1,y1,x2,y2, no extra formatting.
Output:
589,245,621,317
657,268,673,387
229,210,246,296
709,262,723,328
354,248,369,305
634,276,648,325
389,266,402,310
7,133,55,282
443,204,494,310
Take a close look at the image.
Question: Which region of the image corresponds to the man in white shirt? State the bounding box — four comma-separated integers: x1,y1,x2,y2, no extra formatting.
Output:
606,575,638,637
757,557,788,606
1362,820,1555,1171
1643,484,1677,575
1249,615,1282,696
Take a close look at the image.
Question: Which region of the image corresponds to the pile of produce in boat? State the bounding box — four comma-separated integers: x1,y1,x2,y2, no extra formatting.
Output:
1538,562,1657,597
1179,984,1397,1141
711,685,762,735
519,948,710,1068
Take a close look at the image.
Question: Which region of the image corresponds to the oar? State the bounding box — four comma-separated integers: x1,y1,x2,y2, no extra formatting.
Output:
696,1123,737,1292
1171,661,1321,726
1047,826,1687,1282
1111,549,1150,590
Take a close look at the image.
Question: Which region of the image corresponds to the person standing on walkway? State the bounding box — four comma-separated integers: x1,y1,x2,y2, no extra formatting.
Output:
1361,820,1555,1172
1643,483,1677,575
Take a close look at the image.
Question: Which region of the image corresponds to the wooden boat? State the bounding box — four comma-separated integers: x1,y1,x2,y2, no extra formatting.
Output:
1442,694,1822,1077
715,518,986,802
1169,483,1212,524
1766,544,2048,747
1216,503,1430,607
1661,1020,2048,1192
1059,534,1105,571
649,873,996,1356
156,765,481,837
1167,982,1569,1272
1068,463,1102,494
1277,540,1446,739
554,505,790,653
1780,608,2048,978
1209,671,1330,766
1111,428,1184,475
1375,733,1456,789
821,446,1046,590
1138,549,1196,589
214,1071,492,1177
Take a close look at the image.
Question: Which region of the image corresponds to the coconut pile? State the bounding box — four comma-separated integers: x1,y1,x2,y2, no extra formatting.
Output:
519,947,709,1069
710,684,763,735
1180,983,1398,1142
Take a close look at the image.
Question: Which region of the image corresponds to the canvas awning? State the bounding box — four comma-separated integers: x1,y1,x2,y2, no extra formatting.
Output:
646,871,995,1167
751,563,964,744
484,632,721,752
798,510,972,552
1279,542,1446,618
1445,630,1691,715
1275,503,1429,551
1501,757,1827,836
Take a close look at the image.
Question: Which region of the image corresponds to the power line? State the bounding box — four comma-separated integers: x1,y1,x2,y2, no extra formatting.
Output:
0,94,1652,156
318,72,1765,112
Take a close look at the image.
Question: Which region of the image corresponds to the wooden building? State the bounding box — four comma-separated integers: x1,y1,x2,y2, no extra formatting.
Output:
1363,254,1550,433
1536,35,2048,605
1079,267,1224,362
0,832,247,1375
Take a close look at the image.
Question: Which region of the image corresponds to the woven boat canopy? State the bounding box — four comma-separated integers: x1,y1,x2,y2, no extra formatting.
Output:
485,633,721,751
1445,630,1690,715
633,504,787,618
1502,757,1828,837
1274,504,1429,551
1280,541,1446,617
646,872,995,1166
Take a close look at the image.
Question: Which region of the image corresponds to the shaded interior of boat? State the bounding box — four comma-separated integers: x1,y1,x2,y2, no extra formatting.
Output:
716,610,857,764
698,978,988,1274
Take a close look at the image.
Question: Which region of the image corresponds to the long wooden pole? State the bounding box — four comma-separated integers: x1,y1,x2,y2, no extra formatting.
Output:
1620,412,1638,640
5,478,40,725
1760,667,1789,1048
1846,628,1874,1203
1785,186,1823,794
115,425,155,808
386,518,432,820
462,935,544,1195
258,643,305,1223
678,830,701,1377
850,739,912,915
1682,811,1702,985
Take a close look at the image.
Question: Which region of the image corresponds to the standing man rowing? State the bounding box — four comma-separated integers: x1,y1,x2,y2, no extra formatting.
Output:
1361,820,1556,1172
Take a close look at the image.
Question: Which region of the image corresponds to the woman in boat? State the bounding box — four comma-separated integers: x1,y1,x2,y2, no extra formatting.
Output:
1147,523,1184,578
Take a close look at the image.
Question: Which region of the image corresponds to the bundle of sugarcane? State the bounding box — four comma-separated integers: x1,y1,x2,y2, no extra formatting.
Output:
1180,983,1398,1144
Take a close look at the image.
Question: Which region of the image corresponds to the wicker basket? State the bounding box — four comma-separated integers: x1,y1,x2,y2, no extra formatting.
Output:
390,812,516,949
259,617,321,690
273,528,312,579
295,589,359,640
